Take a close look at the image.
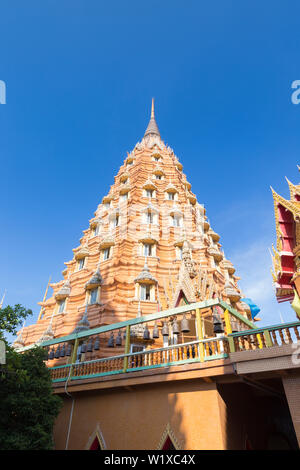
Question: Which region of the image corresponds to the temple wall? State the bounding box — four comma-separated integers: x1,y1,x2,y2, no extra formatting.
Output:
282,373,300,446
53,380,225,450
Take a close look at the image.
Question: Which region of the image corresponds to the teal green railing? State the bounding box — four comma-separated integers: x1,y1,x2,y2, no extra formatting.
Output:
228,321,300,352
50,336,229,382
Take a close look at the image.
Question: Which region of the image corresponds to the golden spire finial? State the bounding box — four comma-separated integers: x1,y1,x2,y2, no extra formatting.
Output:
151,98,155,119
144,97,160,138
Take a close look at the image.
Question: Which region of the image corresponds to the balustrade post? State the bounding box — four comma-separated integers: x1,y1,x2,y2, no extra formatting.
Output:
68,338,79,380
123,325,130,372
223,309,235,352
196,308,205,362
257,333,263,349
263,329,273,347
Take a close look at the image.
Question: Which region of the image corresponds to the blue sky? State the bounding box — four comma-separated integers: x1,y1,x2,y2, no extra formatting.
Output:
1,1,300,341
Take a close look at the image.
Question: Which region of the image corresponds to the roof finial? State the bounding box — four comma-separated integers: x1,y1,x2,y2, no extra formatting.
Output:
144,98,161,139
151,98,155,119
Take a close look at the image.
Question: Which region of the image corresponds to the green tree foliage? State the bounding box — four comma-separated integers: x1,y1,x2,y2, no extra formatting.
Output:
0,346,62,449
0,304,33,341
0,305,62,449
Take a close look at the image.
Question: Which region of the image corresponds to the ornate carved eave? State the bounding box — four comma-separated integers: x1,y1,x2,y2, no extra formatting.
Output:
143,178,157,190
73,244,89,260
208,228,220,242
85,268,103,290
99,235,115,250
134,260,157,284
55,279,71,300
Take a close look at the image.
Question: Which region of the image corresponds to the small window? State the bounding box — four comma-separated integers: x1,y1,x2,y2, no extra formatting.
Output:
130,344,145,354
168,192,175,200
146,189,154,198
103,247,110,260
78,258,85,270
147,211,154,224
172,215,181,227
93,225,99,237
140,284,151,301
58,299,66,313
155,174,162,180
113,215,119,227
89,288,98,304
120,193,128,202
177,246,183,259
143,243,153,256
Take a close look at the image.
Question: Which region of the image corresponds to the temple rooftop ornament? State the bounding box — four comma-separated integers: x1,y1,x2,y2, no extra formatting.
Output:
12,321,26,350
55,278,71,300
73,305,91,333
143,202,159,214
99,232,115,249
89,217,102,229
85,266,103,290
144,98,161,139
169,203,183,216
143,178,157,190
37,320,55,344
74,244,89,260
224,281,241,303
134,258,158,284
208,228,220,242
165,182,177,193
222,259,235,275
182,240,197,278
130,301,146,338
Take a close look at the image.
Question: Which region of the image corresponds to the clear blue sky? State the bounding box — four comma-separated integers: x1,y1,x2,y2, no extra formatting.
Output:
1,1,300,342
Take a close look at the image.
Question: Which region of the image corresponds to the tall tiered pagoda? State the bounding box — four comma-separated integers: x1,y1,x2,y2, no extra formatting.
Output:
15,100,251,350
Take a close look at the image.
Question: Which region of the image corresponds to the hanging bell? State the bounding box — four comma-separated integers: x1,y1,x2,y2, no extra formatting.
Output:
162,321,169,336
108,332,115,347
81,342,87,354
152,322,159,339
60,344,66,357
66,343,72,356
87,339,93,352
115,331,122,346
213,322,224,334
172,319,180,335
93,336,100,350
213,313,224,334
143,324,150,340
48,348,54,360
54,345,61,359
181,315,190,333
